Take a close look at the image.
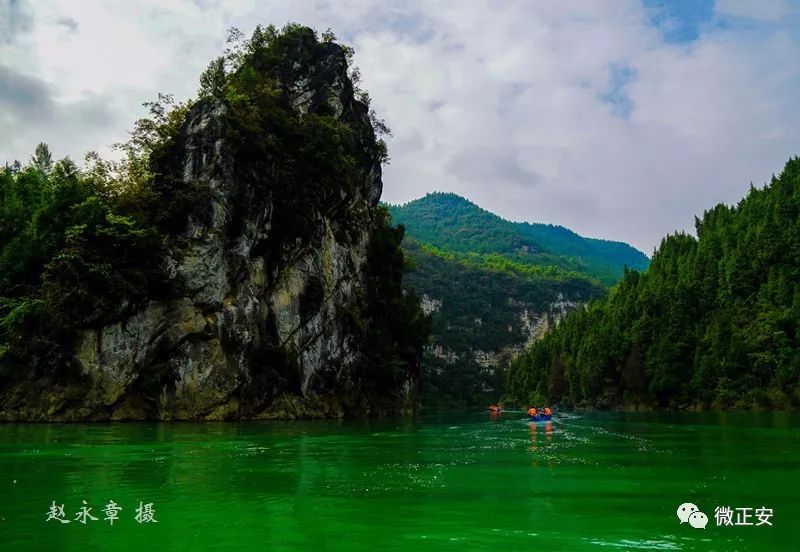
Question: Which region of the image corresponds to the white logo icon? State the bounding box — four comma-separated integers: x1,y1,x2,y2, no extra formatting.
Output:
677,502,707,529
689,511,709,529
677,502,699,523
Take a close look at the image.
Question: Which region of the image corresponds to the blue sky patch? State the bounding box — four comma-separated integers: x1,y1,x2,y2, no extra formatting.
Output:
598,63,637,119
643,0,715,43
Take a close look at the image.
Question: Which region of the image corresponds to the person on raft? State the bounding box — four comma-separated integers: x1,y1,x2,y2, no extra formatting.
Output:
527,406,538,416
528,406,553,417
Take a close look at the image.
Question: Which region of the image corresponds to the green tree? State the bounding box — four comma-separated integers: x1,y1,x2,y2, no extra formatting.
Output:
507,157,800,410
30,143,53,174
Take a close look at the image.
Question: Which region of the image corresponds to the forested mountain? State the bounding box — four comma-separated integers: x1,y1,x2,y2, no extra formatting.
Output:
388,192,649,285
507,158,800,410
385,194,647,407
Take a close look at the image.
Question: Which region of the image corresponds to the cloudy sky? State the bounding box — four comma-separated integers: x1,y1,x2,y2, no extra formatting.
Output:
1,0,799,253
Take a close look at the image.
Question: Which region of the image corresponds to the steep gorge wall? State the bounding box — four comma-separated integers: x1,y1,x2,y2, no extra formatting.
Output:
0,28,421,421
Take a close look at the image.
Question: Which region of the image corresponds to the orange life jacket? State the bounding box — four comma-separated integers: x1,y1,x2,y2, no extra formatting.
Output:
544,407,552,416
528,408,537,416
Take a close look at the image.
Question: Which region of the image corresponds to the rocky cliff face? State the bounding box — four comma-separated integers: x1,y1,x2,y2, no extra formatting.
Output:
396,240,600,405
0,28,421,421
425,293,581,370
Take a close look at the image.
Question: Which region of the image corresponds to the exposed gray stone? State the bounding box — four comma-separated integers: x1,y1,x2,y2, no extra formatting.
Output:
0,32,410,422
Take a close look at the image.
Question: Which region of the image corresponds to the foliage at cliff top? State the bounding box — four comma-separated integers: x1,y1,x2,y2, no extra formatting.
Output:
387,192,649,286
507,157,800,410
0,24,425,395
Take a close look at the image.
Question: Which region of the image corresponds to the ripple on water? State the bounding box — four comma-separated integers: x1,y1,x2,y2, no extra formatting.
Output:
588,538,681,550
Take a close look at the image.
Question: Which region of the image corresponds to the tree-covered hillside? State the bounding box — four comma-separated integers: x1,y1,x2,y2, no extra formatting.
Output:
387,192,649,285
507,157,800,410
404,239,603,407
386,192,646,408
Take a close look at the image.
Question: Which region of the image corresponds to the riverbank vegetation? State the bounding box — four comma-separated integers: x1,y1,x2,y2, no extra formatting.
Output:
507,158,800,410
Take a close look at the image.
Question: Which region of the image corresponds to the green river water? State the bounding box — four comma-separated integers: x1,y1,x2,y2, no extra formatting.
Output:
0,412,797,551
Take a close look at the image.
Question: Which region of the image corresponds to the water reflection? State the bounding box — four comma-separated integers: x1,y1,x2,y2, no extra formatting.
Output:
528,420,554,467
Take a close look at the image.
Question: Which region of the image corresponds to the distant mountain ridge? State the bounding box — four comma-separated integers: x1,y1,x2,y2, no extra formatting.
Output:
384,192,646,407
386,192,648,285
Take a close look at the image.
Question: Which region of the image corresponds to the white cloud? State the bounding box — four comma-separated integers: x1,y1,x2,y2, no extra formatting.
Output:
1,0,798,252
